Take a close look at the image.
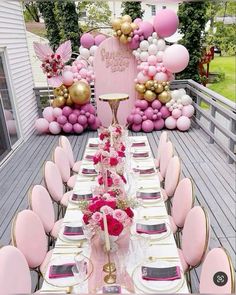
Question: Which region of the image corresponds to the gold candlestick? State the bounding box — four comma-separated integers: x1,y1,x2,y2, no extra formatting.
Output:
104,251,116,284
103,251,116,273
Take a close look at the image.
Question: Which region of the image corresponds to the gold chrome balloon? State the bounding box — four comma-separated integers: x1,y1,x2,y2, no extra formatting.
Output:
66,96,74,106
122,15,132,23
155,84,164,94
52,96,66,108
158,91,171,103
144,90,156,102
121,22,132,34
117,30,122,36
112,18,122,30
164,85,169,91
135,83,146,94
120,34,128,44
131,22,138,30
162,82,167,86
53,87,61,96
145,80,154,90
69,81,91,105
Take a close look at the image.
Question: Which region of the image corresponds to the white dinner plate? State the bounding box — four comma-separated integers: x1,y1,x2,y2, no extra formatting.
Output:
58,223,85,242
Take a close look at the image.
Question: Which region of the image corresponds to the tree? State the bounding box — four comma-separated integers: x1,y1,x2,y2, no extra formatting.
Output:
121,1,144,21
23,1,40,22
77,0,112,31
176,2,209,82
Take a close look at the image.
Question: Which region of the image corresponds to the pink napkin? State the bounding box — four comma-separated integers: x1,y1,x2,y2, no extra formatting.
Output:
142,266,181,281
133,167,155,175
82,168,97,175
85,155,94,161
136,223,167,234
133,152,149,158
49,263,75,279
63,226,84,236
132,142,146,147
89,143,99,148
137,192,161,200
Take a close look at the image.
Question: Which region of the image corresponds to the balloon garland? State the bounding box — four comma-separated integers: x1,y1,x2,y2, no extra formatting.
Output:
112,9,194,132
33,34,106,135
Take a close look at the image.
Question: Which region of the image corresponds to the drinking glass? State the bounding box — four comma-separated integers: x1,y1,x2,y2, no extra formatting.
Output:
73,255,87,293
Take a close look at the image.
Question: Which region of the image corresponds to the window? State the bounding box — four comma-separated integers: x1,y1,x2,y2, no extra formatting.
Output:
151,5,156,16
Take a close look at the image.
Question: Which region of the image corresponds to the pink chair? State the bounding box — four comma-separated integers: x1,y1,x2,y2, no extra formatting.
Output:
158,140,174,183
29,185,63,239
59,136,82,173
155,131,168,168
11,210,53,283
53,146,77,190
167,178,194,245
0,245,31,294
199,248,235,294
44,161,73,211
177,206,210,291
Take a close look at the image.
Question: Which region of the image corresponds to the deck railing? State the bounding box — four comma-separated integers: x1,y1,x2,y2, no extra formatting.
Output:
34,79,236,164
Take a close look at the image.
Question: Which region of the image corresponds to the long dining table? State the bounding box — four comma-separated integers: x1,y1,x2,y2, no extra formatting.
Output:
40,135,189,294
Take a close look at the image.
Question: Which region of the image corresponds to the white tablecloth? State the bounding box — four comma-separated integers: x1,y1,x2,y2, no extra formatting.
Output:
40,136,189,294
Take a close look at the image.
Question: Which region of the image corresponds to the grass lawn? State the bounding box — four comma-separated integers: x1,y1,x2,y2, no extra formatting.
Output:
207,56,235,102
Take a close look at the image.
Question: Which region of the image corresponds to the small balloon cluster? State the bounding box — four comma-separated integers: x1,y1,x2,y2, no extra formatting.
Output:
35,104,101,135
112,15,138,44
112,9,193,132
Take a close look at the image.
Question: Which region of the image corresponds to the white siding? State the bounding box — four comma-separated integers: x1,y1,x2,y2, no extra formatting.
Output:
0,0,37,140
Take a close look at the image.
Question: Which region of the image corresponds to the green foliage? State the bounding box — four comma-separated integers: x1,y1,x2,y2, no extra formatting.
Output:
22,1,40,22
37,1,61,50
176,2,209,83
77,0,112,31
121,1,144,21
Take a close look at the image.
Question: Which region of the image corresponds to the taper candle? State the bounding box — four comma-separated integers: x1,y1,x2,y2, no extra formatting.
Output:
103,212,110,252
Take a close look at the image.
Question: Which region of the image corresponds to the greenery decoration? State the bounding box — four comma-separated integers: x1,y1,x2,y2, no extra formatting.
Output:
121,1,144,21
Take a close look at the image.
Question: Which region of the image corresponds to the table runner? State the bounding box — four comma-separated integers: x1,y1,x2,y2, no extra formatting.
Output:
40,136,189,294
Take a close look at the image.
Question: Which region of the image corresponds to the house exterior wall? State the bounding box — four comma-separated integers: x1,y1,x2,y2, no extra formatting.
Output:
0,0,37,141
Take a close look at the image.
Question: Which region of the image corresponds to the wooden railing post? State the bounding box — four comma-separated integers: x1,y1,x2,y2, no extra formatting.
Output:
228,118,236,164
209,105,216,144
195,94,202,129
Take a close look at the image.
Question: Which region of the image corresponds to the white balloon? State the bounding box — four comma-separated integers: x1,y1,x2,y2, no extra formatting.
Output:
148,44,158,55
140,51,149,62
135,52,140,60
178,104,183,110
169,107,173,112
148,36,153,43
173,103,178,109
79,46,84,53
140,40,149,51
137,48,141,53
166,102,171,108
152,32,158,38
181,95,193,106
89,45,98,56
152,39,158,45
88,56,94,65
80,47,90,59
171,90,181,100
133,50,137,56
169,99,175,105
177,99,182,104
179,88,186,96
156,51,164,62
156,39,166,51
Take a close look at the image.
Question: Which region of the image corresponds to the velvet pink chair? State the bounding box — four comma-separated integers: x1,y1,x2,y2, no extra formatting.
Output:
0,245,31,294
155,131,168,168
177,206,210,292
158,140,174,183
167,178,194,246
53,146,77,190
59,136,82,173
199,248,235,294
44,161,73,211
29,185,63,239
11,210,53,285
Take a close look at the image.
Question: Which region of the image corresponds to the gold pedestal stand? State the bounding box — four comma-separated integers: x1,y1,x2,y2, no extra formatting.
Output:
103,251,116,284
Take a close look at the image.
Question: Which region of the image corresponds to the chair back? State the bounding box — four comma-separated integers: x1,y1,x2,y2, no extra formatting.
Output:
0,245,31,294
156,131,168,167
29,185,55,233
159,141,173,179
59,136,75,168
182,206,209,268
200,248,235,294
164,156,180,197
11,210,48,269
54,146,71,183
171,178,194,228
44,161,63,202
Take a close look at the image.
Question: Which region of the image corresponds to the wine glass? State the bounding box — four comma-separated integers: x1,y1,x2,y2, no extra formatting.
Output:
72,256,87,293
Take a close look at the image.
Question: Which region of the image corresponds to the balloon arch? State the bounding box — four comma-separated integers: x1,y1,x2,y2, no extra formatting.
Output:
34,8,194,135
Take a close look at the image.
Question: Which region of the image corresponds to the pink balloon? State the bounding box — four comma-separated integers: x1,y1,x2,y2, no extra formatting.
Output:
88,114,95,124
127,114,134,124
79,68,88,79
42,107,55,122
145,107,154,120
153,9,179,37
182,105,194,118
4,109,13,120
90,117,101,130
62,106,73,117
49,121,61,135
139,21,154,39
148,55,158,66
134,100,142,108
129,38,140,50
85,112,90,118
160,106,171,119
172,109,182,119
95,34,106,46
80,33,94,49
148,66,157,77
63,122,73,133
137,72,149,84
157,112,162,119
57,115,67,125
6,120,16,135
35,118,49,134
142,119,154,132
139,100,149,110
134,18,142,24
78,115,87,125
152,100,162,110
68,113,77,124
165,116,177,130
52,107,63,118
154,72,168,82
62,71,74,86
177,116,191,131
73,109,80,116
132,123,142,132
154,118,165,130
152,114,157,120
73,123,84,134
133,114,142,125
87,104,96,115
163,44,189,73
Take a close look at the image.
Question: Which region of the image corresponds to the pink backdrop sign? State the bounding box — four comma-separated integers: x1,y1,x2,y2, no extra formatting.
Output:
94,37,137,127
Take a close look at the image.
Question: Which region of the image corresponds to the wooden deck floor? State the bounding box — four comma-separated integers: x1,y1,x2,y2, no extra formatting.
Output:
0,125,235,292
